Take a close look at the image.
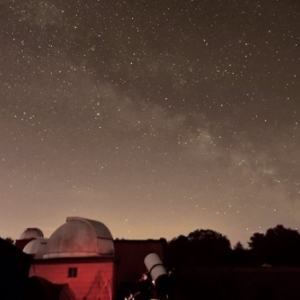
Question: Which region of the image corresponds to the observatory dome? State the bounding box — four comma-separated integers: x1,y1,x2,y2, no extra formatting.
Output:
20,227,44,240
23,237,48,258
43,217,114,259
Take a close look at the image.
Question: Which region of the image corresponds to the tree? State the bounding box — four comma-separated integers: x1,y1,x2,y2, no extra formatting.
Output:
265,225,300,265
233,241,244,251
167,235,190,267
248,225,300,266
232,241,250,265
167,229,232,267
248,232,265,250
187,229,232,265
3,237,14,244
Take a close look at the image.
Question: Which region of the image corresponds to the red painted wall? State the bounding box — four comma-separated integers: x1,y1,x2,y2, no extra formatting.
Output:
30,259,114,300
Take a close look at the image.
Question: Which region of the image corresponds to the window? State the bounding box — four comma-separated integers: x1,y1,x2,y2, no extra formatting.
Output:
68,267,78,278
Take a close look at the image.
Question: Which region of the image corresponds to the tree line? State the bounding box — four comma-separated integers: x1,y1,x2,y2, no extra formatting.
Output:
166,225,300,267
4,224,300,267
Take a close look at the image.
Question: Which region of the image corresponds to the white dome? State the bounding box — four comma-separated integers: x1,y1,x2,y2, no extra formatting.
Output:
20,228,44,240
43,216,114,259
23,237,48,258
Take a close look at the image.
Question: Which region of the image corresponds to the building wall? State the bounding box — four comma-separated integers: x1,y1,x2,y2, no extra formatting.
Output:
30,259,114,300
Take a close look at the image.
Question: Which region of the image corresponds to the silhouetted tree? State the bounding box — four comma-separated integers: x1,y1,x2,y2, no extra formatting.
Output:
248,232,266,264
265,225,300,265
232,241,250,265
248,232,265,250
233,241,244,251
187,229,232,265
4,237,14,244
168,229,231,267
167,235,190,267
176,229,231,266
248,225,300,266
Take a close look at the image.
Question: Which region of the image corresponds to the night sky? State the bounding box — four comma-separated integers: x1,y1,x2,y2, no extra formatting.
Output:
1,0,299,246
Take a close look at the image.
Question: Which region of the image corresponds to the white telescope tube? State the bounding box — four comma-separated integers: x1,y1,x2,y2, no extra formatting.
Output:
144,253,167,282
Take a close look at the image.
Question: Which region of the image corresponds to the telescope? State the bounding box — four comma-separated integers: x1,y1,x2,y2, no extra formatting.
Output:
144,253,169,300
122,253,170,300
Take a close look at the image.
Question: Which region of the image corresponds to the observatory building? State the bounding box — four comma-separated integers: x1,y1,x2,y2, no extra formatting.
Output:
15,216,167,300
21,217,115,300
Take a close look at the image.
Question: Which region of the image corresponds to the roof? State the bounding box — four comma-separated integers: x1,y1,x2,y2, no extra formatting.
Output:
20,228,44,240
43,216,114,259
23,238,48,259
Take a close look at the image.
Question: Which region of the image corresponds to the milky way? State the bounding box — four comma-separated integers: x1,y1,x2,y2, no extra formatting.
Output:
0,0,299,245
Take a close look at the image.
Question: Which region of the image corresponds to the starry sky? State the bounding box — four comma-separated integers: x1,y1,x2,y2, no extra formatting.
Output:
0,0,299,246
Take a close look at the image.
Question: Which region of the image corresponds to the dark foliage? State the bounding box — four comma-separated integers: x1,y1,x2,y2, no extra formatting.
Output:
248,225,300,266
4,237,14,244
167,225,300,268
169,267,300,300
167,229,232,267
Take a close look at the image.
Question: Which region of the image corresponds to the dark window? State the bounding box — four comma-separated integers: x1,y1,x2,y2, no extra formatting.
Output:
68,267,78,278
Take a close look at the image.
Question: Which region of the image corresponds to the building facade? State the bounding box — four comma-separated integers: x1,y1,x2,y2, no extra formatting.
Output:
23,217,115,300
